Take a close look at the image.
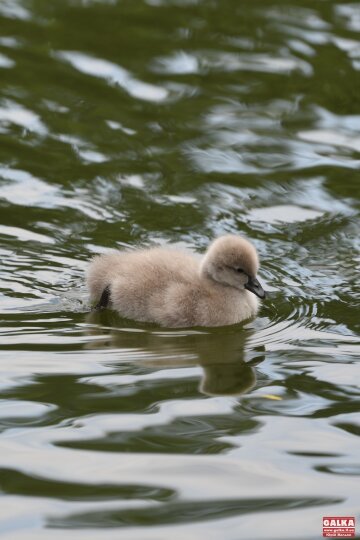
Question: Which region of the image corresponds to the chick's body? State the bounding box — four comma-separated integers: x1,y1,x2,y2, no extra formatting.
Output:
87,236,263,328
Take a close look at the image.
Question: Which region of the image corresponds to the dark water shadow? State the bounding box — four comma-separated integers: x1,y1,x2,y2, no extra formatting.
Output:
47,496,342,529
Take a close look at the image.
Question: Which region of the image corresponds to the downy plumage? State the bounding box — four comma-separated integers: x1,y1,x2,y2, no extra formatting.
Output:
86,235,265,327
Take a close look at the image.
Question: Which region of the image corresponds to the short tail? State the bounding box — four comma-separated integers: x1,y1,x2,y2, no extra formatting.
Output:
93,285,111,311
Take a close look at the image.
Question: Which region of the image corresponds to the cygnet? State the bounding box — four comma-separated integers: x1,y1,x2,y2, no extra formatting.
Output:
86,235,265,328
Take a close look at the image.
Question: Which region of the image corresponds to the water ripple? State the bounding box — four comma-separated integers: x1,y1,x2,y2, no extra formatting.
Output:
56,51,169,103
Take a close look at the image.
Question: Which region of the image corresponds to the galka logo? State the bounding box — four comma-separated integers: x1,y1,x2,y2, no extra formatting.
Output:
323,516,355,538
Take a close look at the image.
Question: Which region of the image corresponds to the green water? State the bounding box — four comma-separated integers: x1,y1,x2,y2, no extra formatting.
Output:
0,1,359,539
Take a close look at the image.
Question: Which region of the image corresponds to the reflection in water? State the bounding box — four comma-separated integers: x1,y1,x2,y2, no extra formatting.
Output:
85,311,262,397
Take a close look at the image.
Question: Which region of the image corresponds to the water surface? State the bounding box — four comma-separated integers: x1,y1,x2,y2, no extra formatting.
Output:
0,1,359,539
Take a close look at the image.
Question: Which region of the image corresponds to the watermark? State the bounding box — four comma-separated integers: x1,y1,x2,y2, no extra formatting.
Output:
323,517,355,538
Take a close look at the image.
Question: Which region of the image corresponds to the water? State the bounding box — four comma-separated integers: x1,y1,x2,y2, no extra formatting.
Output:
0,0,359,538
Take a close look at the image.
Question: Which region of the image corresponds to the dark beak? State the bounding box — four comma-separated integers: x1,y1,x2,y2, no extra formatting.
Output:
245,276,266,299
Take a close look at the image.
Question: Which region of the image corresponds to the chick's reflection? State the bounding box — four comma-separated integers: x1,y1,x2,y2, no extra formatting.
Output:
85,311,263,396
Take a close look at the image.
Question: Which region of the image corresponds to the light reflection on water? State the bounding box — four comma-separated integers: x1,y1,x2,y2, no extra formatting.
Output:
0,0,359,538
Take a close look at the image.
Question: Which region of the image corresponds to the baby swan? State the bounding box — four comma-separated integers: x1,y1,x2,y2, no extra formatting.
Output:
86,235,265,328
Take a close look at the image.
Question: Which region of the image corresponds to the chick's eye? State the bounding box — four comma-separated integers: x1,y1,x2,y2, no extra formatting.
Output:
236,268,244,273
